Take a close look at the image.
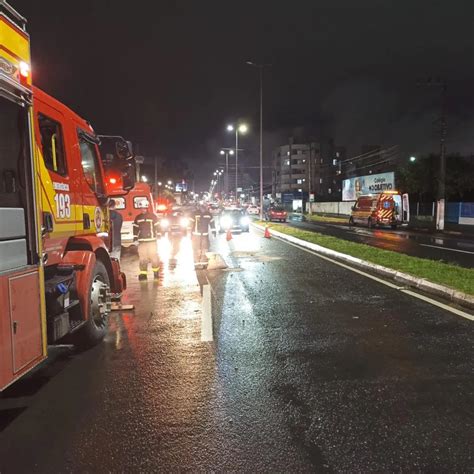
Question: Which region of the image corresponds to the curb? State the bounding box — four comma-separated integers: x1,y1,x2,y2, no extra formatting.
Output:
253,223,474,311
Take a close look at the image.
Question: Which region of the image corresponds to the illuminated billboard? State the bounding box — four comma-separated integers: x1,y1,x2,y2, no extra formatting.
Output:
342,172,395,201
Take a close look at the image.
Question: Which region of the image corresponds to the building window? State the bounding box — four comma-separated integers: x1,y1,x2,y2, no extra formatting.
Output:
333,159,338,166
328,188,332,194
336,152,340,158
38,114,67,176
320,158,323,164
302,159,306,163
320,178,323,184
297,179,302,184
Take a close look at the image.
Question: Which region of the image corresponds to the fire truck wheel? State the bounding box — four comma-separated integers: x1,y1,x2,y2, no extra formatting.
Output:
75,260,110,348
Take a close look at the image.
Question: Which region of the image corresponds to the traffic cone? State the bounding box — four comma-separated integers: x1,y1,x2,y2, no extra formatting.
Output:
264,226,271,239
226,229,232,241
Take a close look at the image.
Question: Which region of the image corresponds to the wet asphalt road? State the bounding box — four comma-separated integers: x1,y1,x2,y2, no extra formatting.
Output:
0,231,473,472
284,218,474,268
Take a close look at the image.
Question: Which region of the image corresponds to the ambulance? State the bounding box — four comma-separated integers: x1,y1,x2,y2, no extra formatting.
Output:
349,191,409,229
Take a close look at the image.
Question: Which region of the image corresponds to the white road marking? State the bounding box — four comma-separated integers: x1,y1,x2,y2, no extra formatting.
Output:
201,284,213,341
420,243,474,255
400,289,474,322
270,233,474,322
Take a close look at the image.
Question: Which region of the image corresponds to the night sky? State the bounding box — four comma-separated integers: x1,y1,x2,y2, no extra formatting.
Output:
15,0,474,189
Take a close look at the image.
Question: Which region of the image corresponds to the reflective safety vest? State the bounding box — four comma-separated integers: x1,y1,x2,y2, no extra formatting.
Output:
191,213,213,236
133,212,160,241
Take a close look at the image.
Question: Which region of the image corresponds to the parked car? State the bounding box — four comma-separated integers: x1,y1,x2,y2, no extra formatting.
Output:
209,203,222,216
218,208,250,233
247,205,259,215
265,207,288,222
159,210,190,236
349,191,403,229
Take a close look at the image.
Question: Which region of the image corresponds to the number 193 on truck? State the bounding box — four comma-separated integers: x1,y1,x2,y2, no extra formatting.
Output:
0,2,135,390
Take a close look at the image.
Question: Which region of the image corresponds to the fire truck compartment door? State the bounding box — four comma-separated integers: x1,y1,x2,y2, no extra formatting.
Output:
0,208,26,240
0,240,27,272
9,271,42,374
0,207,28,272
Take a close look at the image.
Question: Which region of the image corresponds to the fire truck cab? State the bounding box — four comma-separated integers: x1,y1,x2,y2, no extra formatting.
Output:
0,2,135,390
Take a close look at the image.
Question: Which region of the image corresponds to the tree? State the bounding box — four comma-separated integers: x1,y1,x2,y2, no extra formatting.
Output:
397,154,474,201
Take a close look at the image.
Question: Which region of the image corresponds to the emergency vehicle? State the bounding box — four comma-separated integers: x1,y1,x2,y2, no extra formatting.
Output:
0,2,135,390
113,182,155,247
349,191,409,229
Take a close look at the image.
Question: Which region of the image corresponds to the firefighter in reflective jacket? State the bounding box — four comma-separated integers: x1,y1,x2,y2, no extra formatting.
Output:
190,204,214,268
133,205,161,280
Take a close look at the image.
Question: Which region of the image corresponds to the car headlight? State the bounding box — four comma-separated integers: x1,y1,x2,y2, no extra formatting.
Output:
160,218,170,229
240,216,250,226
220,216,232,228
180,217,189,228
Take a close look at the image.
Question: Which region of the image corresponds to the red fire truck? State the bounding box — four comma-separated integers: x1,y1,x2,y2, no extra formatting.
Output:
0,3,135,390
112,182,155,247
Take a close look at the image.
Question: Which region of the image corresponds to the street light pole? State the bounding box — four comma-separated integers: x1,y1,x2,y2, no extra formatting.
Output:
235,129,239,201
247,61,271,220
227,125,247,204
220,148,234,198
259,66,263,218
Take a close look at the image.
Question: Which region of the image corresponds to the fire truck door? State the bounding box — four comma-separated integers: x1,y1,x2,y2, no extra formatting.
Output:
34,99,78,259
77,130,106,235
402,193,410,223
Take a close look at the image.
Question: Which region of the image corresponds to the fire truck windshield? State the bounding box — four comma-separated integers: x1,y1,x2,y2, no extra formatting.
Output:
98,135,135,193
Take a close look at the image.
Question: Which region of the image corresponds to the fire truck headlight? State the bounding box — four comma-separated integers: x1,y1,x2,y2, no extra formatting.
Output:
160,218,170,229
240,216,250,226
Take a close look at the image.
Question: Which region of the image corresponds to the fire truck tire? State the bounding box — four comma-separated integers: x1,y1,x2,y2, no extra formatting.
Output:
74,260,110,348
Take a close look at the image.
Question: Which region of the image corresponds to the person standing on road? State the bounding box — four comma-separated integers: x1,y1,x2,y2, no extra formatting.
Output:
133,203,161,280
109,199,123,260
190,204,214,268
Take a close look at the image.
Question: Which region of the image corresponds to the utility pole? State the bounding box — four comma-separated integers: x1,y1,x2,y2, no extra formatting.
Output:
418,78,447,231
154,156,158,197
437,82,447,231
308,143,313,215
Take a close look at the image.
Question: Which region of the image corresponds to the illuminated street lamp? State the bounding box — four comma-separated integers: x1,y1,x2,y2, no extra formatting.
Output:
220,148,234,196
142,175,148,182
227,123,248,200
410,156,417,163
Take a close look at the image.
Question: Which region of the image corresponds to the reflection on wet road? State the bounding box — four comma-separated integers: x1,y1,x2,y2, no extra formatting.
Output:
0,229,473,471
289,220,474,267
